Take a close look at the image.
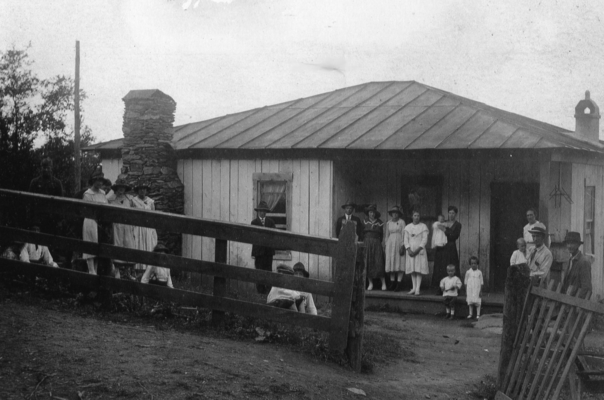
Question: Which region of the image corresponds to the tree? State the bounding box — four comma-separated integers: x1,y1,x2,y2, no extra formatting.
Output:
0,44,97,194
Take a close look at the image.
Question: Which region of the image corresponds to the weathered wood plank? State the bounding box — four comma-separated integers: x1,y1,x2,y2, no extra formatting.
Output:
0,227,337,296
0,258,333,331
571,162,586,233
309,160,320,279
192,159,203,260
182,158,193,259
329,222,357,352
479,159,491,284
0,189,339,258
531,286,604,313
318,160,333,282
298,160,311,270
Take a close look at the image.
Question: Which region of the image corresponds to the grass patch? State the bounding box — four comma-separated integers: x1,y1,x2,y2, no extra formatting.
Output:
469,374,498,399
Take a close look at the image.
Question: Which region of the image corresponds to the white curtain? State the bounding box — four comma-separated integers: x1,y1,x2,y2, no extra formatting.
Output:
261,182,286,211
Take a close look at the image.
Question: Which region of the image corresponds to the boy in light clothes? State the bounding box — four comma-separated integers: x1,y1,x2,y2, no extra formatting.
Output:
440,264,462,319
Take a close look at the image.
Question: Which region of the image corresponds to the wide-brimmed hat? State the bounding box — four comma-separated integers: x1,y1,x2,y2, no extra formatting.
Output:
134,183,151,192
103,178,112,187
341,200,357,210
564,231,583,244
364,204,381,219
528,222,547,236
254,201,271,212
293,262,309,278
153,243,169,253
388,205,404,217
111,179,132,192
88,170,105,184
276,264,294,275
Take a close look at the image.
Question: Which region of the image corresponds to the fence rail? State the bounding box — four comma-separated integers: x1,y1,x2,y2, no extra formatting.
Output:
0,189,362,365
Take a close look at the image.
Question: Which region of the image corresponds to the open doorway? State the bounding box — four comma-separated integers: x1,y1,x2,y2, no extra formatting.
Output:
490,182,539,291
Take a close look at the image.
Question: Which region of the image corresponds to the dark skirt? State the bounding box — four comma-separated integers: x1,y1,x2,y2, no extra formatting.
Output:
431,242,460,286
364,236,385,279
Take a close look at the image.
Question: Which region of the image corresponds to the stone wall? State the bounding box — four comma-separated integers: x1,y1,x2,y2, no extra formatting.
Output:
119,90,184,255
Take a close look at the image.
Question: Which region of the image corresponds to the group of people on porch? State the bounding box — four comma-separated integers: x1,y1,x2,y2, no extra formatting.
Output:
331,200,592,296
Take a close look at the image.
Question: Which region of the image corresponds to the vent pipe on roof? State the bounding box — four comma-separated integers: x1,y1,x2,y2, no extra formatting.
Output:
574,90,600,143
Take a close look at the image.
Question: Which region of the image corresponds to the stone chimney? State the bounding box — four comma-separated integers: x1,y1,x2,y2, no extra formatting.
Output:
574,90,600,143
120,89,184,254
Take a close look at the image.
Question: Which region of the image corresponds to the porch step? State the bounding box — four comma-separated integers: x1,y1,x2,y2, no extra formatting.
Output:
364,290,504,317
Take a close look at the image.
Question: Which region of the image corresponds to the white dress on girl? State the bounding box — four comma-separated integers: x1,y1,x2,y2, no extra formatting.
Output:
431,222,448,248
132,196,158,270
384,219,406,273
82,189,108,259
464,269,484,305
110,194,136,260
404,222,429,275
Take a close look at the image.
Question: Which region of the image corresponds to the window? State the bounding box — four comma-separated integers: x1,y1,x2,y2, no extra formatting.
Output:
253,173,293,260
584,185,595,254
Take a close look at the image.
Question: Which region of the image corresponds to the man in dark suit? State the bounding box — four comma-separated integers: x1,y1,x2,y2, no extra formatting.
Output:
335,200,363,240
251,201,276,294
561,231,592,293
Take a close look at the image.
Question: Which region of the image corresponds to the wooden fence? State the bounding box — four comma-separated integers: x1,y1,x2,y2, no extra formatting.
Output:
0,189,363,368
497,279,604,400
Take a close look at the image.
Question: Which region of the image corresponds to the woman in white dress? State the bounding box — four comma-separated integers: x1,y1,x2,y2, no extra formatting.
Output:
132,183,158,272
404,210,429,296
82,170,108,275
384,206,406,291
109,181,136,264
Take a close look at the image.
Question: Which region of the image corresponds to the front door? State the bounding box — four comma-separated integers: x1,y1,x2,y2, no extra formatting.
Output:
490,182,539,291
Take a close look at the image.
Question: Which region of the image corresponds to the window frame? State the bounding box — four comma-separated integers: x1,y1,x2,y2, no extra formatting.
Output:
584,185,595,255
252,172,293,260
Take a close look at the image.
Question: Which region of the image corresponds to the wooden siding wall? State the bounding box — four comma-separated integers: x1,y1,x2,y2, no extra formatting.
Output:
333,156,539,285
177,159,334,287
101,158,123,184
539,161,604,296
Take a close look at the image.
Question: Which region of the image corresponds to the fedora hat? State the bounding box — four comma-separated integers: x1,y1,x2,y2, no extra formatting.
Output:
364,204,381,219
254,201,271,212
341,200,357,210
276,264,294,275
111,179,132,192
153,243,169,253
388,205,404,217
528,222,547,236
564,231,583,244
134,183,151,192
293,262,310,278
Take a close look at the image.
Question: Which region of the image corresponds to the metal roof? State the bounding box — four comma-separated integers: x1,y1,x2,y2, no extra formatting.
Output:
85,81,604,153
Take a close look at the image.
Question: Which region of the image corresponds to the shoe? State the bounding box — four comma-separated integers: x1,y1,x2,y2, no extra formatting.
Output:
408,289,415,294
467,315,473,319
381,284,387,291
476,316,480,320
367,285,373,291
414,292,420,296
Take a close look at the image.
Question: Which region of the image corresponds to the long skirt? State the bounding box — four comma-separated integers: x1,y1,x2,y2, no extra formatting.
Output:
134,226,158,270
432,241,460,286
82,218,97,259
364,237,385,279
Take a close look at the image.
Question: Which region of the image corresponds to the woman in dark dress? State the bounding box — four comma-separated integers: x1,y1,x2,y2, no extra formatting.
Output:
432,206,462,286
363,204,386,291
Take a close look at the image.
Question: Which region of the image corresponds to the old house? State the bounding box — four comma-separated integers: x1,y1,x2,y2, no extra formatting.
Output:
84,81,604,295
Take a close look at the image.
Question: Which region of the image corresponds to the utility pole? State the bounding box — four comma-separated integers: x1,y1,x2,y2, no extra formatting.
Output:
74,40,81,192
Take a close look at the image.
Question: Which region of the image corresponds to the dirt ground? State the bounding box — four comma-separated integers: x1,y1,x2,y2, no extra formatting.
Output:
0,281,602,400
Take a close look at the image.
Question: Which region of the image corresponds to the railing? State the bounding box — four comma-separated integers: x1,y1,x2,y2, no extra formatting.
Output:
0,189,363,369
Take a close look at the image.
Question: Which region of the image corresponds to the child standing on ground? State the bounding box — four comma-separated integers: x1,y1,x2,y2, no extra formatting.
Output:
465,256,484,319
431,214,448,249
440,264,462,319
509,238,528,266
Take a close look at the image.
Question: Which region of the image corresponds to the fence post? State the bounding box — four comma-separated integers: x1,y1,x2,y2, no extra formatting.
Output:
497,263,531,388
329,222,358,368
97,218,113,309
212,239,228,324
346,246,365,372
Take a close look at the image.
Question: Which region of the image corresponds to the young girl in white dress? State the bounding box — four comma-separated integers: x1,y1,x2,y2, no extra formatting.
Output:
384,206,406,291
132,184,158,272
464,256,484,319
404,211,429,296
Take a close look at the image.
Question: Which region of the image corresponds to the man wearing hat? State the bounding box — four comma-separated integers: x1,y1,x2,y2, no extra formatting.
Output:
335,200,363,241
251,201,276,294
561,232,592,292
526,222,553,281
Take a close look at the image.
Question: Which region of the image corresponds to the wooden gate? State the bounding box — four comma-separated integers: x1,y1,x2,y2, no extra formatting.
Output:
497,280,604,400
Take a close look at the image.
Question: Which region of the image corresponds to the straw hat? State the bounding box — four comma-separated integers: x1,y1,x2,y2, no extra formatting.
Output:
293,262,309,278
111,179,132,192
388,205,404,217
341,200,357,210
528,222,547,236
134,183,151,192
563,231,583,244
276,264,294,275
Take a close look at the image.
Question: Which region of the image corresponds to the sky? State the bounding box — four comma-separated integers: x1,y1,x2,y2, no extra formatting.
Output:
2,0,604,144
